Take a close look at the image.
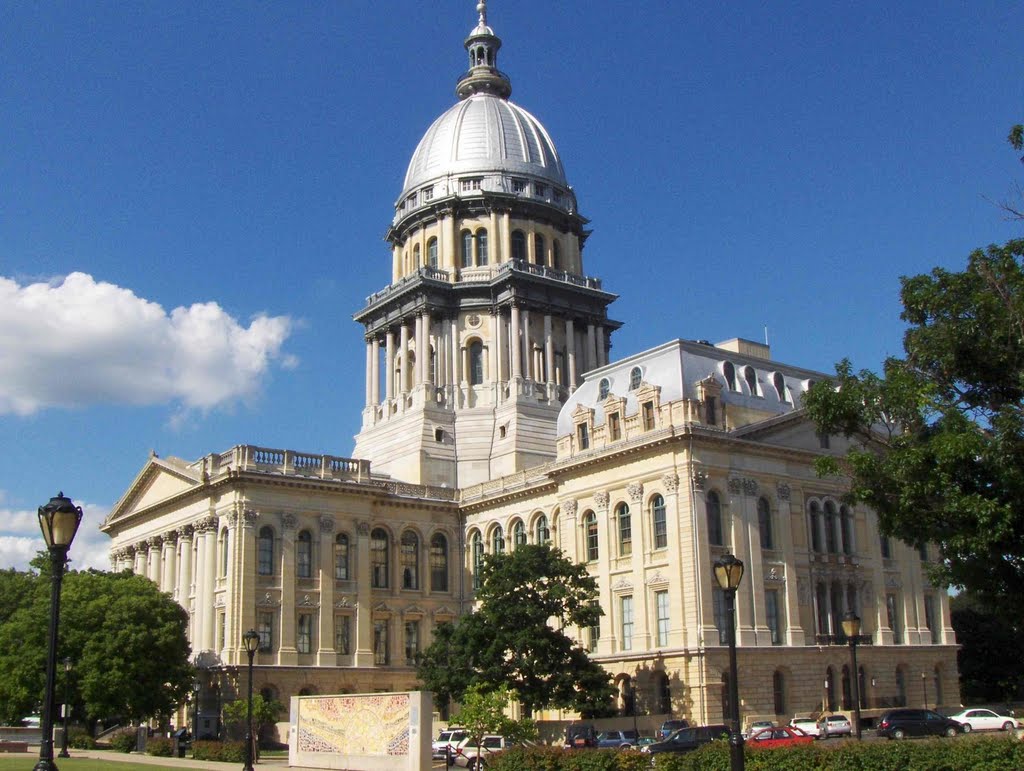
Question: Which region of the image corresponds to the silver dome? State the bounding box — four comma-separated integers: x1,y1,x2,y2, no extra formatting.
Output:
400,94,568,200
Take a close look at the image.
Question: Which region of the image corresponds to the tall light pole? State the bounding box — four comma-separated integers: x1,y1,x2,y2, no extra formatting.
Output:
921,671,927,709
192,678,201,745
242,629,260,771
58,658,72,758
841,612,862,739
713,553,745,771
34,493,83,771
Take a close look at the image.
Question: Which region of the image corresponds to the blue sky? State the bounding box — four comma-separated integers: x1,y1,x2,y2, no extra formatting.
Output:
2,0,1020,571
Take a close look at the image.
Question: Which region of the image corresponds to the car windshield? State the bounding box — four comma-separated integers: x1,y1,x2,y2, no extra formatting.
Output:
671,729,696,742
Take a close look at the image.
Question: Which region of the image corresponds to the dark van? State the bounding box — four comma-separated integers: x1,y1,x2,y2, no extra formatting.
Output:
876,709,962,740
646,724,729,755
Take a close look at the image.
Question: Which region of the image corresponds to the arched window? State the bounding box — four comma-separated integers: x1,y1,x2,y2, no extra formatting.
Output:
815,582,829,636
895,667,907,706
706,490,724,546
584,511,598,561
430,533,448,592
296,529,312,579
219,528,229,577
400,530,419,590
772,670,786,715
460,230,473,267
773,372,788,402
552,239,562,269
809,502,822,552
533,233,545,265
651,494,667,549
471,531,484,590
335,533,349,581
257,527,274,576
371,528,389,588
535,514,550,545
469,340,484,385
491,525,505,555
412,243,421,267
598,378,610,400
655,672,671,714
426,237,438,268
825,666,836,711
616,502,632,556
723,361,737,391
830,581,845,636
512,520,526,547
743,365,758,395
824,501,838,553
758,497,774,549
840,506,853,554
629,366,642,390
841,665,852,709
511,230,526,261
476,228,488,265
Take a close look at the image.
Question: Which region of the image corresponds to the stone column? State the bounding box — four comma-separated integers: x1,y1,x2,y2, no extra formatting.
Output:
176,527,193,609
279,514,298,664
450,318,461,403
134,543,147,576
566,318,577,389
500,211,511,262
510,305,522,379
522,309,532,380
586,323,596,372
318,516,336,665
371,337,380,405
495,309,506,384
596,325,607,367
365,339,374,407
385,329,395,402
161,532,177,594
445,212,457,270
726,478,755,645
354,523,374,666
490,312,500,382
423,313,434,386
399,323,410,394
200,519,218,652
775,484,805,645
147,537,163,585
543,314,554,385
489,210,500,262
235,511,258,662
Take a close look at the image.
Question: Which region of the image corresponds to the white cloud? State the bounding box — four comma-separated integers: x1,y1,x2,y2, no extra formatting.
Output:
0,498,113,573
0,272,296,416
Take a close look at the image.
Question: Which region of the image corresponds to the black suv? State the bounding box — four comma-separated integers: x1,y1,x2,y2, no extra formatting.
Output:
645,724,729,755
876,709,963,740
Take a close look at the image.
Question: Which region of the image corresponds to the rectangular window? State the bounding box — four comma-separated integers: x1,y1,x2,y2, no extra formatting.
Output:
620,595,633,651
886,593,902,645
608,412,621,441
460,177,482,192
374,620,389,665
618,506,632,557
511,178,526,193
404,620,420,664
880,535,892,559
713,587,728,644
924,595,939,644
577,423,589,450
257,533,273,576
765,589,783,645
705,396,717,425
257,611,273,652
297,614,313,654
534,183,546,197
587,601,600,652
335,615,351,655
655,590,670,647
217,611,226,651
642,401,655,431
421,186,433,201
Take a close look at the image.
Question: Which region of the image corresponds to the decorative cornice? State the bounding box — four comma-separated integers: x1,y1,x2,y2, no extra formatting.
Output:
256,592,280,608
611,578,633,592
645,571,668,587
433,605,456,618
334,596,354,609
765,566,785,582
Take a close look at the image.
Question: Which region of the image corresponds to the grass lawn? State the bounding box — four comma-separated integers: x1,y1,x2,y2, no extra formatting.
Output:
0,759,211,771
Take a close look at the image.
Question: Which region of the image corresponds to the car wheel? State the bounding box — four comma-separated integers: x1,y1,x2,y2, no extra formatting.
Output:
944,726,957,738
961,723,972,733
1003,721,1015,732
892,728,906,740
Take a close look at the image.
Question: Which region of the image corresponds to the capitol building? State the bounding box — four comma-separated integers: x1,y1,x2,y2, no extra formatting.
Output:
102,1,958,736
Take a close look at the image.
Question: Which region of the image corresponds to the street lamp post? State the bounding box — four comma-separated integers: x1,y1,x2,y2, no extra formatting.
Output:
629,684,639,739
841,612,862,740
192,679,201,745
921,672,927,709
713,553,745,771
34,493,83,771
58,658,72,758
242,629,260,771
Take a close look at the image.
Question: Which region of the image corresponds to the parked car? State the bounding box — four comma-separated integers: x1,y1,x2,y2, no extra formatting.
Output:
744,720,774,738
818,714,852,738
432,727,468,760
659,719,690,738
564,722,598,749
876,709,963,740
788,717,822,738
451,735,510,769
596,729,639,749
643,724,729,755
748,725,815,749
946,708,1020,733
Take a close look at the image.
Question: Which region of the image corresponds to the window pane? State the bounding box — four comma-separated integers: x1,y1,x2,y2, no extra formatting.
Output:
371,528,389,588
430,534,449,592
617,503,631,556
335,615,351,654
655,590,669,647
652,495,667,549
620,595,633,651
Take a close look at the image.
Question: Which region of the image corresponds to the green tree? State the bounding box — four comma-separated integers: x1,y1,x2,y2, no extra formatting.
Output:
417,543,615,716
221,694,283,742
803,239,1024,613
454,684,536,761
0,566,194,727
950,592,1024,704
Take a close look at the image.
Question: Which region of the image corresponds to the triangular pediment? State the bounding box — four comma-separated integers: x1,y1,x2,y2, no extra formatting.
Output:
102,455,202,531
731,408,854,453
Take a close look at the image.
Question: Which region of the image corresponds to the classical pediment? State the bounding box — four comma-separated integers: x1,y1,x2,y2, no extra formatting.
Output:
102,456,203,531
730,408,848,453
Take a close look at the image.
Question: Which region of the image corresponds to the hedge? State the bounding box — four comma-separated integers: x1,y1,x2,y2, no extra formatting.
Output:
107,732,137,753
146,737,173,757
192,740,247,762
487,735,1024,771
67,729,97,750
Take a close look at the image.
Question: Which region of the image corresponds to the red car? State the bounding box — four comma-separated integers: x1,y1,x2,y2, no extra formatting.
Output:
748,725,814,749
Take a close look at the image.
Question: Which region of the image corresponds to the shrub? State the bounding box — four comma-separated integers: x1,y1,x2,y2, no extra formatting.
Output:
108,731,137,753
192,740,247,762
67,729,97,750
146,737,173,757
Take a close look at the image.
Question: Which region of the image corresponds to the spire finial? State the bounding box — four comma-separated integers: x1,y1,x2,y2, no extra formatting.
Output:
477,1,487,27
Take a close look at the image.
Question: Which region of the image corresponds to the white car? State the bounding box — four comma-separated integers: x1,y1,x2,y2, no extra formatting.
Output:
818,714,853,738
946,708,1019,733
432,727,468,760
788,717,821,738
451,735,510,769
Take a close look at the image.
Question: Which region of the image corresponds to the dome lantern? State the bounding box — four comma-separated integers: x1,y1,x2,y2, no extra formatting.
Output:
456,0,511,100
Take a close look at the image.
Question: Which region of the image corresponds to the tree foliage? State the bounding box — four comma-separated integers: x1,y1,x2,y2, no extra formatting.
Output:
416,543,615,716
950,592,1024,704
222,694,283,741
804,239,1024,613
0,563,193,726
455,684,536,757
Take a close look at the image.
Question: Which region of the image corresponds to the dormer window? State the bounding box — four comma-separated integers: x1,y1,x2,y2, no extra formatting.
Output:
598,378,610,400
629,367,642,390
773,372,788,402
723,361,738,391
460,178,482,192
608,411,621,441
577,423,590,450
743,366,759,396
421,186,433,201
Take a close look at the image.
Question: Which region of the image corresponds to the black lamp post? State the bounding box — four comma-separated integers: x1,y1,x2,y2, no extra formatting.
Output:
713,553,745,771
242,629,260,771
58,658,72,758
921,671,927,709
34,493,83,771
841,612,862,739
629,683,639,739
192,679,201,744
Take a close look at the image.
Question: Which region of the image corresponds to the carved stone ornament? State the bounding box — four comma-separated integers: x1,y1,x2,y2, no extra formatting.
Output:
319,516,335,534
885,573,902,589
299,594,319,608
776,482,791,501
593,491,610,511
335,596,352,608
433,605,456,619
123,544,137,557
214,596,225,608
627,482,644,503
743,478,759,496
257,592,281,607
562,499,578,518
611,578,633,592
163,531,178,545
691,471,707,491
148,535,163,548
662,473,679,493
403,605,425,618
372,601,393,615
136,541,150,554
766,566,784,582
243,509,259,525
727,478,743,495
177,524,194,539
195,515,218,533
281,513,298,530
645,571,667,586
357,522,370,536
